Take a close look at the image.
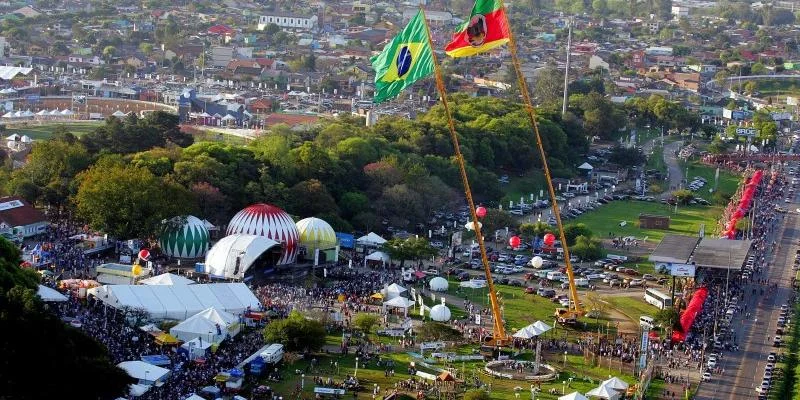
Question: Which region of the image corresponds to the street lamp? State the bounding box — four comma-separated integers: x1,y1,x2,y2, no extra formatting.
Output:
355,357,359,377
301,374,305,390
530,385,536,400
562,380,566,395
563,351,568,369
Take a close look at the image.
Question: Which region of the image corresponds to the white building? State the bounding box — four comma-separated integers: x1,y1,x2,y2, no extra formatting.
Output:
671,5,689,18
0,196,48,240
258,13,318,30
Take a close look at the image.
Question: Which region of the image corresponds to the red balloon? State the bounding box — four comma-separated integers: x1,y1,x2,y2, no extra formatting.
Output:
476,206,487,218
138,249,151,261
509,236,521,248
543,233,556,246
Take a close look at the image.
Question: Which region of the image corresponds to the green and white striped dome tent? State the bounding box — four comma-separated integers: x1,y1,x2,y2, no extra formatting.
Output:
159,215,210,259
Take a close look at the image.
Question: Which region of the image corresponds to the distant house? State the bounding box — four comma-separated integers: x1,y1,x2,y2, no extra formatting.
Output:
13,5,41,18
225,59,263,76
248,98,274,114
0,196,48,240
592,167,628,184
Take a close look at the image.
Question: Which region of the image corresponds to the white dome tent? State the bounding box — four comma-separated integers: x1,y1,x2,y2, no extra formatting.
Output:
204,234,281,279
429,276,449,291
429,304,451,321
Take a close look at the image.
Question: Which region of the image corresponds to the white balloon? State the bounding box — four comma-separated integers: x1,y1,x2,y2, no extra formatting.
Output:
531,256,544,268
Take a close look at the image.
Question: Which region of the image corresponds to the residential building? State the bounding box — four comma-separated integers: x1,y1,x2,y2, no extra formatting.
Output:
0,196,48,240
211,46,234,68
671,5,689,19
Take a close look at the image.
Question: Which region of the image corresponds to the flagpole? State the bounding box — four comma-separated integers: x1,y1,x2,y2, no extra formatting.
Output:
499,1,582,316
420,7,507,343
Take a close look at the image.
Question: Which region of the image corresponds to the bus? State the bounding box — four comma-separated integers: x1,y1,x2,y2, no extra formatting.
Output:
644,288,673,309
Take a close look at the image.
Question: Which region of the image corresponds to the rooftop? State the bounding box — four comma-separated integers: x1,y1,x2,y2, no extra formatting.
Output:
649,234,700,264
691,238,752,270
0,196,47,227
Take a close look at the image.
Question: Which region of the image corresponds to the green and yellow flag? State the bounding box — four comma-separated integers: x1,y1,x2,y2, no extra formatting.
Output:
371,9,434,104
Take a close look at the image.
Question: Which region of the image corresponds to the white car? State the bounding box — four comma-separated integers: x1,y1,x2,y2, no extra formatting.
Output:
629,279,644,287
702,372,712,382
707,358,716,368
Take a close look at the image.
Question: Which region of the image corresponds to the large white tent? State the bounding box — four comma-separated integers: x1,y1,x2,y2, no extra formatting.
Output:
560,392,590,400
204,234,281,279
117,360,171,385
356,232,386,247
586,384,620,400
600,377,629,391
181,337,213,360
87,283,261,320
170,312,226,343
37,285,68,302
140,273,196,286
366,251,391,263
383,296,414,316
384,283,407,299
194,307,241,337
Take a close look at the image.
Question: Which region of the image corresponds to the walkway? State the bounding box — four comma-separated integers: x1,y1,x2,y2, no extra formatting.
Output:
662,140,684,195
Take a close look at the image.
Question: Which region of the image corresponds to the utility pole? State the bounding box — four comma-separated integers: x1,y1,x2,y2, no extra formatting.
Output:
561,17,573,117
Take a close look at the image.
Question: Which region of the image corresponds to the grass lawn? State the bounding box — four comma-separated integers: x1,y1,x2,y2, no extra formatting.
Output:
681,161,741,196
5,121,102,140
500,172,546,206
604,296,659,322
257,347,634,400
191,129,251,145
645,378,666,399
569,200,722,243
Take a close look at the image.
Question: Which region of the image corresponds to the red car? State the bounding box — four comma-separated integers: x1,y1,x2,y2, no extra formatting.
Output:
524,287,535,294
624,268,640,276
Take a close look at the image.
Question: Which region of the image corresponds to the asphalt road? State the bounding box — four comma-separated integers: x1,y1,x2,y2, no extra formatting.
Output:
695,195,798,399
662,140,684,194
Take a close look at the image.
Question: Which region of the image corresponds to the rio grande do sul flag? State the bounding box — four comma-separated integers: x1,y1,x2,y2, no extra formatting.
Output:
371,9,434,104
445,0,511,58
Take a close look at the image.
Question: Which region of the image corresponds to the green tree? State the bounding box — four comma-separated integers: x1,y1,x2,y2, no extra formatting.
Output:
9,137,90,206
262,311,326,352
286,179,339,217
0,238,135,398
482,209,516,237
416,322,463,341
654,307,679,330
352,313,380,335
608,145,646,167
519,221,551,239
563,223,593,246
570,235,605,260
382,236,438,267
102,45,117,62
671,189,694,204
74,159,195,239
750,62,768,75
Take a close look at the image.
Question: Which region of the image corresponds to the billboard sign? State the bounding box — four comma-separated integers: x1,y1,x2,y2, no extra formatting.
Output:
735,127,757,137
771,112,793,121
656,262,696,277
335,232,354,249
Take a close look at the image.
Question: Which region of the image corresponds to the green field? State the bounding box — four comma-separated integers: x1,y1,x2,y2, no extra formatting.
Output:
500,172,546,206
646,145,667,175
4,122,102,140
604,296,659,322
682,161,741,196
569,200,722,243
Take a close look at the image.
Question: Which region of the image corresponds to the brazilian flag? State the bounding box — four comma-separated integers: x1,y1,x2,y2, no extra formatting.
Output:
371,10,434,104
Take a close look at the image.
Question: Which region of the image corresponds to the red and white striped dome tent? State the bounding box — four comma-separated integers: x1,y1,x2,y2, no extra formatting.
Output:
226,203,299,265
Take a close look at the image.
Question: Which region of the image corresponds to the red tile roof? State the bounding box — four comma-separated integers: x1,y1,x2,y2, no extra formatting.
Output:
208,24,235,35
0,196,46,227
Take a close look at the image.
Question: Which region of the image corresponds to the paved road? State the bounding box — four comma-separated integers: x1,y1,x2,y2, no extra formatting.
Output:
662,140,684,195
695,189,797,399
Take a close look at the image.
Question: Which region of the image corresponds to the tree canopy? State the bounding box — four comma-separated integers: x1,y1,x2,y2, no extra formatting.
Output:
0,238,134,398
262,311,326,352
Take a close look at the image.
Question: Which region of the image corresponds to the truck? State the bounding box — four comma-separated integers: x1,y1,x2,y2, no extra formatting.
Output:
260,343,284,364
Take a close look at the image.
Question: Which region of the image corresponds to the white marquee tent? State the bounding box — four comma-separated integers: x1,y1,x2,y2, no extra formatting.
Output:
366,251,391,263
384,283,407,299
117,360,171,385
600,377,629,391
170,312,227,343
37,285,68,302
204,234,281,279
586,384,620,400
140,273,196,286
181,337,213,360
356,232,386,247
383,296,414,316
559,392,590,400
87,283,261,320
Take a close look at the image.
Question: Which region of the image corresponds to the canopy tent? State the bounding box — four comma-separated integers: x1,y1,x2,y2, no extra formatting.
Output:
184,395,207,400
140,273,196,286
37,285,68,302
87,283,261,320
560,392,590,400
154,332,181,345
170,313,227,343
356,232,386,247
512,327,537,339
112,110,127,117
383,296,414,316
533,320,553,333
204,234,281,279
366,251,390,263
384,283,407,299
221,114,236,121
117,360,171,385
60,109,74,115
585,384,620,400
194,307,241,337
511,321,553,339
600,377,629,391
